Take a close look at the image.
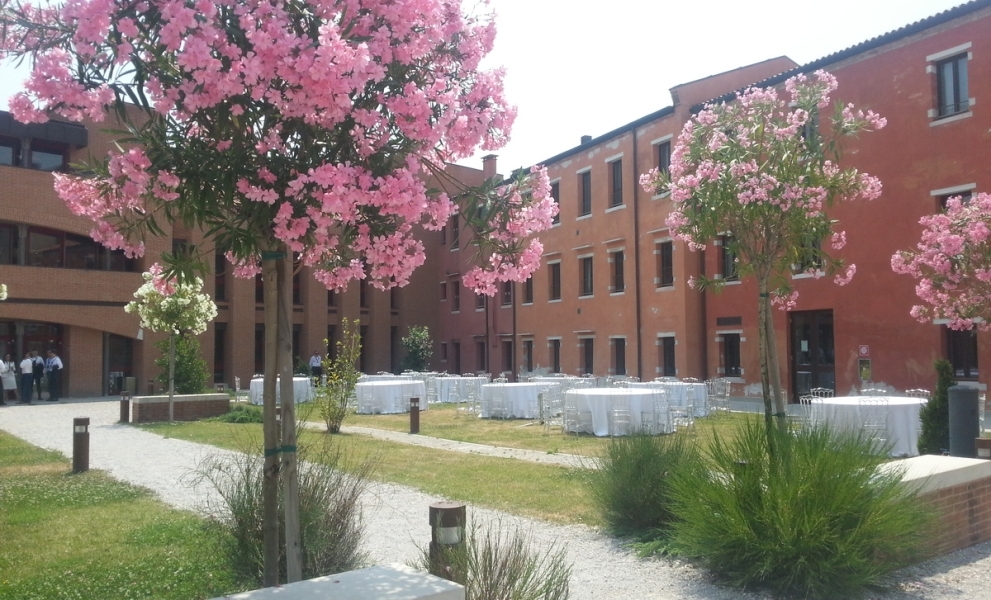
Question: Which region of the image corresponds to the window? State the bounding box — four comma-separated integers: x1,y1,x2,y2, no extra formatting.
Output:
550,339,561,373
0,223,17,265
548,262,561,301
654,141,671,195
214,322,227,383
523,277,533,304
390,287,398,310
609,159,623,207
794,237,822,274
612,338,626,375
254,324,265,374
452,341,461,374
360,325,369,373
27,228,62,268
450,216,460,249
523,339,533,372
214,250,227,302
581,338,594,374
0,136,20,166
723,333,741,377
327,325,337,360
657,241,673,287
293,269,302,305
937,53,969,118
501,281,513,306
720,235,737,281
439,282,447,301
440,225,447,245
475,292,486,310
255,274,264,303
452,280,460,312
29,142,67,171
579,170,592,216
611,250,625,293
328,290,337,307
579,256,593,297
659,336,676,377
502,341,513,373
476,340,487,372
939,191,973,211
550,182,560,224
440,342,448,362
359,279,368,308
947,327,978,379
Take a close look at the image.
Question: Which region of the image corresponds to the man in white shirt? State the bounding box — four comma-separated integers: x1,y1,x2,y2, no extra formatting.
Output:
19,352,34,403
309,351,323,382
45,350,63,401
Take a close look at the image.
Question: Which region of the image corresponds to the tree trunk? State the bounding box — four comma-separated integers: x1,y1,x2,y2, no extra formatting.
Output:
765,296,788,433
168,333,175,422
278,252,302,583
757,279,773,432
262,255,281,587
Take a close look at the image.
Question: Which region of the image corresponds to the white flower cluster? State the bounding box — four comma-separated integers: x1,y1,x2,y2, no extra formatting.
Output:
0,284,7,301
124,270,217,335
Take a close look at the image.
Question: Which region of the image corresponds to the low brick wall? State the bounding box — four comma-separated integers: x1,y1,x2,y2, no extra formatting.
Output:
882,455,991,555
131,393,230,423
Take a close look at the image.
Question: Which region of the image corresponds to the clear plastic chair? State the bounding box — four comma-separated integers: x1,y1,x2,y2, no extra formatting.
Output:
487,384,511,419
670,385,695,433
640,388,670,435
859,397,889,445
608,394,632,436
810,387,834,399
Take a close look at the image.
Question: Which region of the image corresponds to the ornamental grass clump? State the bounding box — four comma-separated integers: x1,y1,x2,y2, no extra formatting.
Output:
415,519,571,600
667,419,935,599
194,438,372,585
586,432,700,544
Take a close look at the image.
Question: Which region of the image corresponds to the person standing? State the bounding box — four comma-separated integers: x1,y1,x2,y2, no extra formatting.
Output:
45,350,63,402
309,350,323,383
19,352,34,403
1,353,18,403
32,351,44,400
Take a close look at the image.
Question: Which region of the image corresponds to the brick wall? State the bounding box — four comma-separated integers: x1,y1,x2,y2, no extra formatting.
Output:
131,394,230,423
922,477,991,554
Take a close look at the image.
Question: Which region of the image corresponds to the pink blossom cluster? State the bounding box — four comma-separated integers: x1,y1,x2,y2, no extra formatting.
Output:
1,0,557,295
892,193,991,330
146,262,176,296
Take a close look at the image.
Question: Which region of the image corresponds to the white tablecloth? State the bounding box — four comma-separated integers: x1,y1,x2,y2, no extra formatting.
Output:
566,388,659,436
630,381,708,416
815,396,926,457
435,376,488,403
249,377,314,405
358,374,414,383
355,380,427,414
480,382,551,418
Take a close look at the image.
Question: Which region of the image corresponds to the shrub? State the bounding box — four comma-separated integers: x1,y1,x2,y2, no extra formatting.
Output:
194,437,372,584
208,404,264,424
918,358,955,455
401,325,433,372
316,318,361,433
155,334,210,394
667,419,935,599
415,519,571,600
586,432,700,541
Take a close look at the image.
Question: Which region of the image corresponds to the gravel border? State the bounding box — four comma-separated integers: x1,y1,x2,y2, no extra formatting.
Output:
2,398,991,599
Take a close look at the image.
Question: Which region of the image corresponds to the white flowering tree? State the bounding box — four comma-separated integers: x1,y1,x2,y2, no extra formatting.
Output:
0,284,7,301
125,264,217,421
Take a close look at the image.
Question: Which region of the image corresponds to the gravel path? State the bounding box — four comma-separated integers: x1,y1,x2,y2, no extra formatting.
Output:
3,397,991,599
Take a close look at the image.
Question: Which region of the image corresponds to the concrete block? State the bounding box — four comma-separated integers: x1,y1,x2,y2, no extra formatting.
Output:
212,563,464,600
879,454,991,494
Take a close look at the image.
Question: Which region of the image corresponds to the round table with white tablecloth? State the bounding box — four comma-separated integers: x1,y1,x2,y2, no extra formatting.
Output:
480,382,551,418
358,374,414,383
629,381,708,416
435,376,488,403
814,396,926,457
354,380,427,414
565,388,660,436
249,376,314,405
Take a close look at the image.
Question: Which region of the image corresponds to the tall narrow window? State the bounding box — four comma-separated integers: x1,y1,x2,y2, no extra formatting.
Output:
579,256,594,297
946,327,978,379
214,250,227,302
439,282,447,301
720,235,737,281
360,325,369,373
612,251,625,293
658,241,674,287
502,341,513,374
450,215,460,249
359,278,368,308
452,341,461,374
214,322,227,383
440,342,448,362
609,159,623,207
476,340,487,372
549,262,561,301
452,280,461,312
654,141,671,194
326,325,337,360
550,182,560,224
612,338,626,375
523,277,533,304
581,338,594,374
440,225,447,245
579,171,592,216
723,333,741,377
937,54,969,118
523,340,533,372
475,292,486,310
501,281,513,306
660,336,676,377
550,339,561,373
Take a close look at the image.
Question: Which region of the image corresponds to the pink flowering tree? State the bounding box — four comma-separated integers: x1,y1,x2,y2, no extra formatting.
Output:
893,193,991,331
0,0,555,586
640,71,885,429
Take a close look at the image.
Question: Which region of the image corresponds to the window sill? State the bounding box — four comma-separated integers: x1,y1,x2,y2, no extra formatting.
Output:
610,291,626,297
522,301,533,306
930,110,973,127
451,310,460,314
577,214,592,221
578,294,594,300
651,191,670,201
450,247,460,252
721,279,742,286
655,285,675,292
548,298,562,303
605,204,626,213
475,308,485,312
792,270,824,280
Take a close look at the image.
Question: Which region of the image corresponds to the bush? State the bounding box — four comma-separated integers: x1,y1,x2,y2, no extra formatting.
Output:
918,358,955,455
401,325,433,372
586,432,700,542
208,404,264,423
194,437,372,584
155,334,210,394
316,318,361,433
415,520,571,600
667,419,935,599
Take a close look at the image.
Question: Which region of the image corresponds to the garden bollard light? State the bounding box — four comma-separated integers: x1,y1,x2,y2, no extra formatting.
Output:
429,501,466,581
410,397,420,434
120,391,131,424
147,379,155,396
73,417,90,473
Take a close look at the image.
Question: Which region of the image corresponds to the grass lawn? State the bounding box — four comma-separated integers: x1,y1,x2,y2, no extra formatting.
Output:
0,432,247,600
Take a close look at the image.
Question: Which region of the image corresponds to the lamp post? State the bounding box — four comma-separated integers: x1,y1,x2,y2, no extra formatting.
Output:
72,417,90,473
410,397,420,434
120,391,131,423
428,501,466,581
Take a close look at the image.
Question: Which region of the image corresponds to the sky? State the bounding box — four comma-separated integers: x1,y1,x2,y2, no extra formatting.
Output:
0,0,968,172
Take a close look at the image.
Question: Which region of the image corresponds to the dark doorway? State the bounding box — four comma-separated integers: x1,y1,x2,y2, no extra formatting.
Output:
790,310,834,400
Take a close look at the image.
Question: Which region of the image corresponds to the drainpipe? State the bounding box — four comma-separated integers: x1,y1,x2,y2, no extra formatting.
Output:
699,250,708,378
632,129,644,379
